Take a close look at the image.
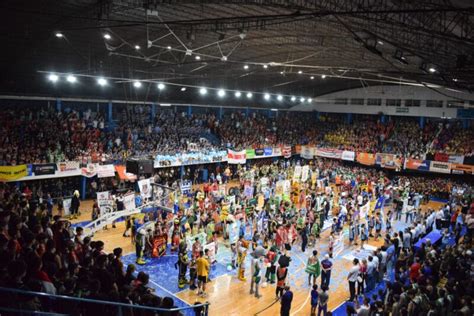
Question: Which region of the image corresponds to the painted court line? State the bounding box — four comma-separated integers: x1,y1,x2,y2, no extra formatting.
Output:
149,279,190,306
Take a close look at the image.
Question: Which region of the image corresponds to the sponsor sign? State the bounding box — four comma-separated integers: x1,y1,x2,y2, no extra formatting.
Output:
97,164,115,178
375,153,401,169
227,149,246,164
0,165,28,181
357,152,376,166
246,149,255,159
255,148,265,156
138,178,153,199
404,159,430,172
180,180,193,194
341,150,355,161
122,193,136,211
115,165,137,181
33,164,56,176
314,148,342,159
57,161,80,172
264,148,273,156
81,164,98,177
429,161,451,174
450,163,473,174
97,191,113,216
272,147,282,156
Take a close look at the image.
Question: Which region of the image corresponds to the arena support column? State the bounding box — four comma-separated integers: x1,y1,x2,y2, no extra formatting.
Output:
462,119,469,129
419,116,425,129
108,101,113,123
347,113,353,124
151,102,156,120
180,166,185,180
219,106,223,120
81,176,86,200
56,99,62,112
188,106,192,116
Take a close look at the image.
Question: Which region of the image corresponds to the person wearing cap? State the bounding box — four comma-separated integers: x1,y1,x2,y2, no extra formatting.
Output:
320,254,333,289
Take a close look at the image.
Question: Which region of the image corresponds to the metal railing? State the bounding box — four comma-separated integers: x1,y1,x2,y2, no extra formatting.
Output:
0,287,209,316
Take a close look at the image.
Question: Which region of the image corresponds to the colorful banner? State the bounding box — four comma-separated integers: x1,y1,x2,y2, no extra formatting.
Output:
81,163,98,177
404,159,430,172
122,193,136,211
434,153,464,164
357,153,376,166
301,165,310,182
33,164,56,176
152,234,167,258
154,150,227,168
451,164,473,174
227,149,246,164
97,164,115,178
246,149,256,159
375,153,402,170
97,191,113,216
244,184,254,198
272,147,282,156
314,148,342,159
282,146,292,158
341,150,355,161
255,148,264,156
180,180,193,194
264,148,273,156
429,161,451,174
293,165,302,181
138,178,153,199
0,165,28,181
301,146,314,159
115,165,137,181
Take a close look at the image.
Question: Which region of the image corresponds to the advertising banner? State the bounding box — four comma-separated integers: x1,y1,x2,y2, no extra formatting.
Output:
0,165,28,181
180,180,193,194
357,153,376,166
115,165,137,181
450,163,473,174
272,147,282,156
244,184,254,198
314,148,343,159
435,152,464,164
429,161,451,174
282,146,292,158
245,149,255,159
375,153,402,170
33,164,56,176
301,146,314,159
264,148,273,156
57,161,80,173
81,164,98,177
255,148,264,156
138,178,153,199
97,164,115,178
341,150,355,161
63,198,72,216
227,149,246,164
404,159,430,172
97,191,113,216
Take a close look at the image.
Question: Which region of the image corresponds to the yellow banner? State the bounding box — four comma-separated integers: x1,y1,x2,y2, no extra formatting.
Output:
0,165,28,181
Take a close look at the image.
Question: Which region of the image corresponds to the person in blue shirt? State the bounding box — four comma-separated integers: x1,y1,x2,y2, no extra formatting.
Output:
280,286,293,316
310,284,319,316
386,242,396,282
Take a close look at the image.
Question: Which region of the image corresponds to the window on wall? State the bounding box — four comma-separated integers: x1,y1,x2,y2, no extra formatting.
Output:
350,98,364,105
335,98,348,105
447,100,464,108
426,100,443,108
386,99,401,107
367,98,382,106
405,99,421,107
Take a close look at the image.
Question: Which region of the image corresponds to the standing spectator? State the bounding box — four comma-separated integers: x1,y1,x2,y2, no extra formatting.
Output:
196,250,209,297
310,284,319,316
348,258,360,301
280,286,293,316
320,254,332,289
317,285,329,316
70,190,80,219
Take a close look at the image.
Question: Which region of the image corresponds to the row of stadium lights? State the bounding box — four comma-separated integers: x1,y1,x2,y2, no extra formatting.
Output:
46,73,314,103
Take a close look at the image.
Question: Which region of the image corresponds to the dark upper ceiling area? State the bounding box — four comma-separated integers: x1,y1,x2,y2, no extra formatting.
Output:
0,0,473,107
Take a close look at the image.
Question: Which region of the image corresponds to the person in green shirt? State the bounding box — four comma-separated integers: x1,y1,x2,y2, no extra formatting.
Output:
305,250,321,286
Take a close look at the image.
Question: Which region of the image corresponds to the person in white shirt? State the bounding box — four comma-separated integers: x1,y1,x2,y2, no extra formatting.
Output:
347,258,360,301
356,297,371,316
366,256,377,291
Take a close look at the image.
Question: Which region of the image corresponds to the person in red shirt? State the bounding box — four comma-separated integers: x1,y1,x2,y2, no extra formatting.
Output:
409,257,421,282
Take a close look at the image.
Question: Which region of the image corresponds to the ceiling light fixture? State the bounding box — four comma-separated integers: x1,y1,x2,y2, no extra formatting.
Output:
55,32,64,38
264,93,270,100
246,92,253,99
97,78,107,86
134,45,140,50
181,87,187,91
48,74,59,82
133,81,142,88
103,34,111,40
217,89,226,97
157,83,165,90
195,55,201,60
321,74,327,79
300,97,306,102
310,76,314,80
235,91,241,98
66,75,76,83
277,95,283,101
291,96,296,102
221,56,227,61
244,65,249,70
263,64,268,69
199,87,207,95
167,46,172,50
298,70,303,74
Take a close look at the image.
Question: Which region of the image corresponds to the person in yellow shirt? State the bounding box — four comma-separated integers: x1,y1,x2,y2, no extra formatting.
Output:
196,250,210,297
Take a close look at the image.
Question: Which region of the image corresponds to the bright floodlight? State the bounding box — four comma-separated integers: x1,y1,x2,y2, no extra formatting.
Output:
66,75,76,83
217,89,226,97
277,95,283,101
321,74,327,79
55,32,63,38
298,70,303,74
235,91,241,98
291,96,296,102
264,93,270,100
103,34,111,40
199,87,207,95
48,74,59,82
133,81,142,88
263,64,268,69
428,67,436,73
181,87,187,91
310,76,314,80
195,55,201,60
300,97,306,102
246,92,253,99
157,83,165,90
221,56,228,61
167,46,172,50
134,45,140,50
243,65,249,70
97,78,107,86
308,98,312,103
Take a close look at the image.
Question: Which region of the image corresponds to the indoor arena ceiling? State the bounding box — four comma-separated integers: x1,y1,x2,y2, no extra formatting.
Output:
1,0,474,107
